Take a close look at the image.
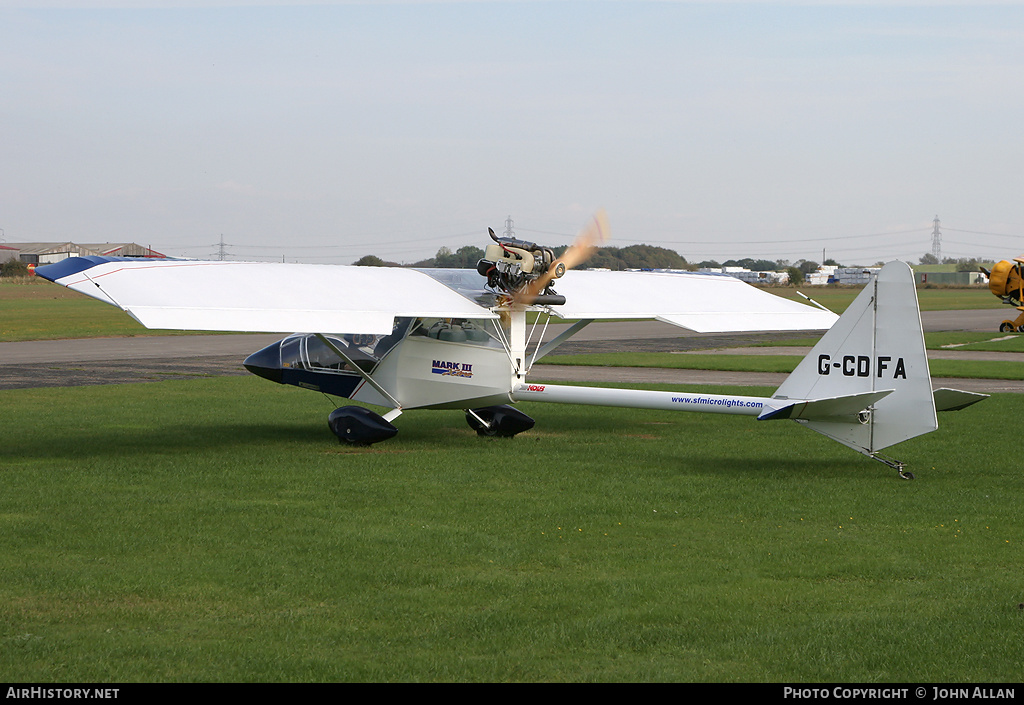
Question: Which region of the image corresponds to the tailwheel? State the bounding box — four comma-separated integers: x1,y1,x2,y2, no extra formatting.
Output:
869,452,915,480
465,405,535,437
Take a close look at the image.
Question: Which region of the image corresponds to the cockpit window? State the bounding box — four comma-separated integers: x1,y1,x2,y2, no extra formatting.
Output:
407,318,502,347
281,317,415,375
276,316,500,376
304,335,366,372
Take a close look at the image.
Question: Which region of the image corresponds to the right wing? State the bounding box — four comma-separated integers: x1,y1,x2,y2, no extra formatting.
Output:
549,269,839,332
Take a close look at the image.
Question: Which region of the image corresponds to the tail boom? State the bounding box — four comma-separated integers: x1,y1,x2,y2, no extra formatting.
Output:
514,262,979,476
512,383,769,415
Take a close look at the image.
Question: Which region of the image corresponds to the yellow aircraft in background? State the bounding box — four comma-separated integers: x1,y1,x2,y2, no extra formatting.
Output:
981,257,1024,332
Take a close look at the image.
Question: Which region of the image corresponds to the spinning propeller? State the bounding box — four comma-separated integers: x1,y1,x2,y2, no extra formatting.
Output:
512,209,609,305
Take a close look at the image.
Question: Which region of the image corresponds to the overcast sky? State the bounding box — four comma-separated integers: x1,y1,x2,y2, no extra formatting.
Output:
2,1,1022,265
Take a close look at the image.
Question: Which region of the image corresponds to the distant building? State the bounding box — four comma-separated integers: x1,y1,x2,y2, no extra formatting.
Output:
917,270,987,286
803,265,837,286
1,242,165,265
800,266,881,286
698,267,790,285
832,267,879,286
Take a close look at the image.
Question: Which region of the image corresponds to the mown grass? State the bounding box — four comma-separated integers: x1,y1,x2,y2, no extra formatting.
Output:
2,376,1021,682
0,278,218,341
747,332,1024,353
924,332,1024,353
773,286,1001,313
541,352,1024,380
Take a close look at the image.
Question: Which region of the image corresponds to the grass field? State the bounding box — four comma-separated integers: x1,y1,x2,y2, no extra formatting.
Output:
542,352,1024,380
2,376,1022,682
747,332,1024,354
773,286,1003,313
0,278,212,341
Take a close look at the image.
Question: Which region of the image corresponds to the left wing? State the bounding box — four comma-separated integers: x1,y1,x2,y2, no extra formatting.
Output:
35,257,498,335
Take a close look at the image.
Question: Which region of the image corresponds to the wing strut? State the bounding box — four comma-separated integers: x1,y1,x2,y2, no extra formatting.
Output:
529,318,594,366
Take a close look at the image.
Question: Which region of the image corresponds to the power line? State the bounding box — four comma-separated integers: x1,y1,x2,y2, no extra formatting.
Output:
943,227,1024,238
215,234,229,261
617,228,931,248
151,219,1019,265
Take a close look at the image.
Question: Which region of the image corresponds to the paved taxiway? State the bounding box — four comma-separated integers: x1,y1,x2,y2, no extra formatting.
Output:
0,308,1019,393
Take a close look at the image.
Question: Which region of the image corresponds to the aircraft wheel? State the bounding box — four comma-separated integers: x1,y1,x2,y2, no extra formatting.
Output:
1017,325,1024,333
899,470,915,480
465,405,535,437
328,406,398,446
1000,322,1016,332
466,407,503,436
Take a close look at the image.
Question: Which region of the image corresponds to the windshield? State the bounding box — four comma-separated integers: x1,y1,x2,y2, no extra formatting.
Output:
281,317,415,375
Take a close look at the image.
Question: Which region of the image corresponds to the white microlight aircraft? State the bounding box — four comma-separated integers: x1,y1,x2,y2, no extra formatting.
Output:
35,211,985,479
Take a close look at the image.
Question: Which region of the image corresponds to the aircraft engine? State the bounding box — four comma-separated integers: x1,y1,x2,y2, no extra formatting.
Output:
475,229,565,304
476,210,608,306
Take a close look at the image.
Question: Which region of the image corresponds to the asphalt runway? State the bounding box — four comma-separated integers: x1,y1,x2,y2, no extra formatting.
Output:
0,309,1020,393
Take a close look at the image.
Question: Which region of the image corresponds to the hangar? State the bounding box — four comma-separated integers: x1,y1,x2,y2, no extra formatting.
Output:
1,242,165,265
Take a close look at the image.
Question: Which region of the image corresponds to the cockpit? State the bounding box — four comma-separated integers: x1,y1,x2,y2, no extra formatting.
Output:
245,317,415,380
243,316,504,396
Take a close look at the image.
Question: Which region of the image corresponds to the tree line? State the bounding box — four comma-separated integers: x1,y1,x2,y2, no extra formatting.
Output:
918,253,988,271
355,243,694,271
351,245,859,287
353,245,854,275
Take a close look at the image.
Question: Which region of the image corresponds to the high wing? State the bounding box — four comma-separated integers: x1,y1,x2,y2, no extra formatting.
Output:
541,269,838,332
35,257,497,335
37,256,836,336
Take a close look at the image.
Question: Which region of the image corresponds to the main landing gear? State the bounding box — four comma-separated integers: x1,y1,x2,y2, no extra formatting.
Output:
465,405,535,437
327,405,535,445
328,406,398,446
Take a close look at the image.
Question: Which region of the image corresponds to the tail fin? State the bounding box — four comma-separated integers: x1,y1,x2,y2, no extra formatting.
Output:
763,261,937,473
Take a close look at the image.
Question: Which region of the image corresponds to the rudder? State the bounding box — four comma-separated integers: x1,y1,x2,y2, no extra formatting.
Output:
766,261,937,469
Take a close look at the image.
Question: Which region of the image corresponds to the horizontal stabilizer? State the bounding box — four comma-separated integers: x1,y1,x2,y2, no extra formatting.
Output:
770,261,939,461
933,388,989,412
758,389,894,422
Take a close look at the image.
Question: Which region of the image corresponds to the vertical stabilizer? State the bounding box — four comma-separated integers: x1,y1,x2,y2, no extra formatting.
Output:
769,261,937,462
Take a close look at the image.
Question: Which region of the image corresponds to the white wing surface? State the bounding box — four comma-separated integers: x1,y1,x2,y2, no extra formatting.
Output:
36,258,497,335
551,270,838,332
